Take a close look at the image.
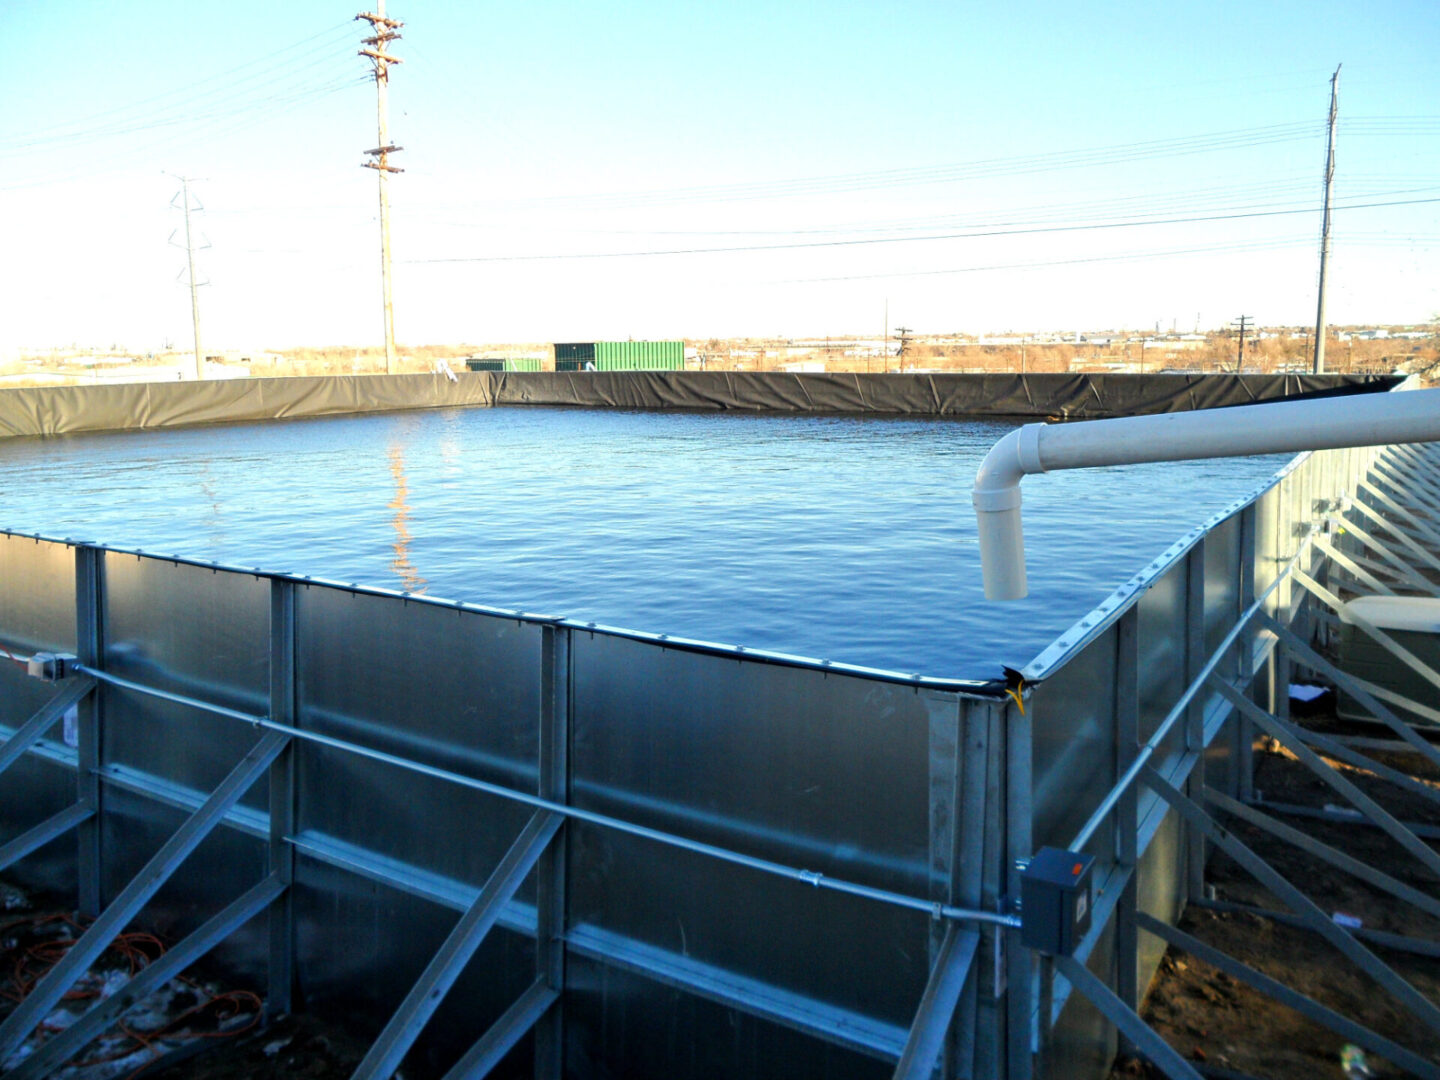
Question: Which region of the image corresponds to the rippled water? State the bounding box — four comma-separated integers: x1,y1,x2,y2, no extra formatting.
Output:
0,406,1287,678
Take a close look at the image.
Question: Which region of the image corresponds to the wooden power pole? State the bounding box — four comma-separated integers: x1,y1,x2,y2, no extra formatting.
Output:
358,1,404,375
1313,64,1340,374
1231,315,1252,372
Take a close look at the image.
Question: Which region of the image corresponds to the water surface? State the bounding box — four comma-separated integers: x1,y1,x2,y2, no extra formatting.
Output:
0,406,1286,677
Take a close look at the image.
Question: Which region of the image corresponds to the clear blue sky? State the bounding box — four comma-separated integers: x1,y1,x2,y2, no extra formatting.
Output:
3,0,1437,352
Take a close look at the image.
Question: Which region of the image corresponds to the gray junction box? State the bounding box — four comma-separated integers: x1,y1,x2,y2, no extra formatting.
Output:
1020,847,1096,956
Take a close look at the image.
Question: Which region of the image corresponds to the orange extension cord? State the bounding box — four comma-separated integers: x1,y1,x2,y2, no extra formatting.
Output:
0,911,261,1078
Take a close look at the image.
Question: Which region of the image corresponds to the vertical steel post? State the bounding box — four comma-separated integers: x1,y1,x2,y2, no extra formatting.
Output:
1236,504,1258,801
1004,699,1034,1080
534,624,571,1080
940,695,987,1077
976,700,1008,1080
1184,540,1208,903
74,545,104,918
1114,608,1141,1052
267,579,298,1018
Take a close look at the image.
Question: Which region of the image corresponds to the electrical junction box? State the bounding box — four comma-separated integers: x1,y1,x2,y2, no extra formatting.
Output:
1020,847,1095,955
26,652,76,683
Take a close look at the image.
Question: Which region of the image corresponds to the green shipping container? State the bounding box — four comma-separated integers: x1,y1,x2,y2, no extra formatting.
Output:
554,342,685,371
594,341,684,371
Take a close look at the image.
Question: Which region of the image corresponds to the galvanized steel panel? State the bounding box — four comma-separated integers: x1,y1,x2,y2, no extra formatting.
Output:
0,532,76,653
563,952,892,1080
1203,514,1241,661
292,853,538,1075
1136,563,1186,752
98,785,268,980
294,585,542,884
0,534,81,892
569,631,940,1023
103,555,270,803
1030,625,1117,862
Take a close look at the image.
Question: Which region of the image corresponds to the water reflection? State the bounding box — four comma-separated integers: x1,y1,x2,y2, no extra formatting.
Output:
388,443,427,593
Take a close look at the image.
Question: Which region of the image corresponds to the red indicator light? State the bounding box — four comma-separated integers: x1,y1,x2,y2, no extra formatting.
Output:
1072,863,1083,876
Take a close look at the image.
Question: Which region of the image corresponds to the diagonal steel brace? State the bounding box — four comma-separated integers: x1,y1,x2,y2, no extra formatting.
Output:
892,924,980,1080
6,873,287,1080
1134,912,1438,1079
1142,766,1440,1035
0,675,94,778
350,809,564,1080
1050,953,1202,1080
0,729,289,1061
0,802,93,874
1211,679,1440,881
439,978,560,1080
1262,615,1440,772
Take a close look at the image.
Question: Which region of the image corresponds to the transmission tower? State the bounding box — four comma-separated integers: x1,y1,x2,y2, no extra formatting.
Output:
167,175,209,381
895,326,913,371
358,1,404,374
1312,65,1340,374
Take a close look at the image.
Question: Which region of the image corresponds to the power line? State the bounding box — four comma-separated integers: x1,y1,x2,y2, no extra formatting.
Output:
404,196,1440,264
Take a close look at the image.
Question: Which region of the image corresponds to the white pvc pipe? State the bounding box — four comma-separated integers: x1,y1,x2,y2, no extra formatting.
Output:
973,388,1440,601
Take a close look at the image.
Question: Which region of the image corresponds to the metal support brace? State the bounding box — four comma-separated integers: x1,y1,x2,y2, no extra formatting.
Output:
1050,954,1202,1080
1141,766,1440,1035
1346,492,1440,575
0,728,290,1060
950,699,992,1076
1314,535,1396,596
440,979,561,1080
1236,505,1257,801
1290,725,1440,805
6,873,287,1080
1263,615,1440,772
349,809,565,1080
534,623,570,1080
1183,543,1207,904
1292,570,1440,698
892,925,981,1080
1204,789,1440,921
1378,459,1440,519
1004,701,1034,1080
1211,679,1440,880
268,579,299,1019
0,803,92,874
75,544,104,917
1326,520,1440,597
1134,913,1438,1080
0,675,94,777
1337,673,1440,726
1358,478,1440,549
1114,608,1140,1052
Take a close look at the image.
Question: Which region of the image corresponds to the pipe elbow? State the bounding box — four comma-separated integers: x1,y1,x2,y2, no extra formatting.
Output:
971,424,1043,512
972,424,1044,602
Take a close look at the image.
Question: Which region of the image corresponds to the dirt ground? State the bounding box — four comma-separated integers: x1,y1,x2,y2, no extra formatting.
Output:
1112,708,1440,1080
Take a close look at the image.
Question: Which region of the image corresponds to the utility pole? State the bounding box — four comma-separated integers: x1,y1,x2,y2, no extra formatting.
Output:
1313,64,1340,374
883,299,889,373
1231,315,1252,372
167,175,206,381
358,1,404,375
895,327,912,372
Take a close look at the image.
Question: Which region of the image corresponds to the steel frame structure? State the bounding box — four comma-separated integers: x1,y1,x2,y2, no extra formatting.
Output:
0,431,1436,1078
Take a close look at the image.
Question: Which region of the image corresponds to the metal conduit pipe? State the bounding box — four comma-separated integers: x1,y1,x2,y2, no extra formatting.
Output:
973,387,1440,601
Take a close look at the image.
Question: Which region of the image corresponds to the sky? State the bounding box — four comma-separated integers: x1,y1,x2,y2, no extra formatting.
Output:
3,0,1438,353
